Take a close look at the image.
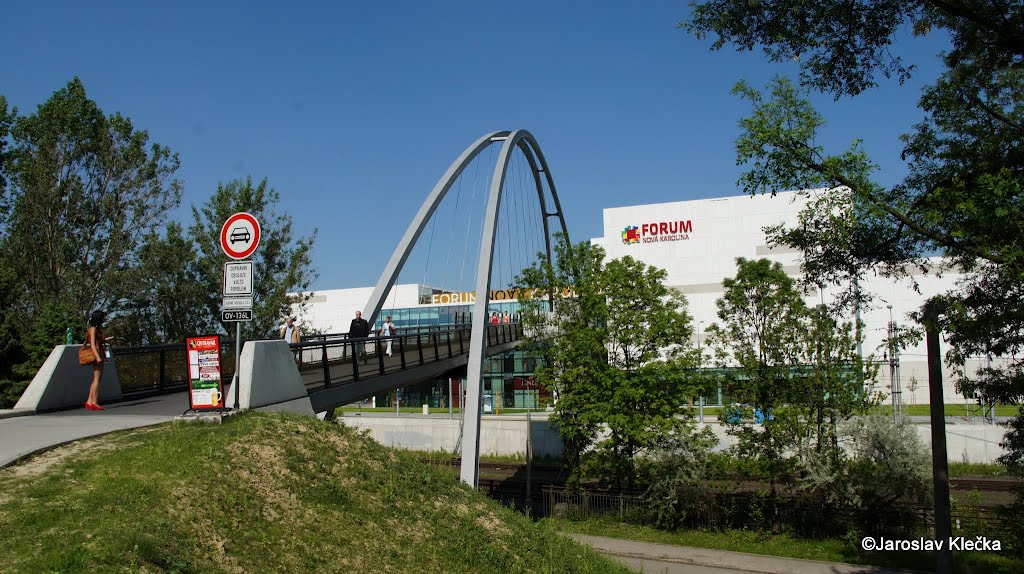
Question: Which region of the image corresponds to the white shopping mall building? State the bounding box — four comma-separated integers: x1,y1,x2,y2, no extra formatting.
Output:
301,190,987,410
593,190,987,408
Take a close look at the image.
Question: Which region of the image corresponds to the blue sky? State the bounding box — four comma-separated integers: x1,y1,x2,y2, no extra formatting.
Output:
1,1,951,289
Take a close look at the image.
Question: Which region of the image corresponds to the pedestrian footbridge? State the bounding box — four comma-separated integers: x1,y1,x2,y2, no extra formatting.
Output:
8,129,567,487
12,322,523,414
297,322,522,411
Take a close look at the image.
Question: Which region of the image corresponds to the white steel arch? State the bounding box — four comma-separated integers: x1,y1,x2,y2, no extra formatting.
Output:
361,130,569,487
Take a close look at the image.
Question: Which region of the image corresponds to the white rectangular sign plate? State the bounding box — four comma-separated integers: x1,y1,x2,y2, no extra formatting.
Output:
223,262,253,296
222,297,253,309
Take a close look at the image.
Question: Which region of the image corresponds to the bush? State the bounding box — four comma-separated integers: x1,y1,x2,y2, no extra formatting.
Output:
639,427,719,529
794,414,932,536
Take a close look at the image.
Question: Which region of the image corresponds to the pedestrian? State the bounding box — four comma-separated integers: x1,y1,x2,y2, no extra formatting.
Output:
83,310,108,411
349,310,371,363
380,315,397,357
502,311,511,323
280,316,301,343
490,312,500,325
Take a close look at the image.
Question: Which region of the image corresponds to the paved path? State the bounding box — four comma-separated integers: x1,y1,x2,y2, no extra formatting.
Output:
0,393,186,467
568,534,922,574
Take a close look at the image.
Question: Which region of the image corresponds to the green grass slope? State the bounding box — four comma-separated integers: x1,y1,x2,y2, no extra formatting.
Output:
0,413,630,574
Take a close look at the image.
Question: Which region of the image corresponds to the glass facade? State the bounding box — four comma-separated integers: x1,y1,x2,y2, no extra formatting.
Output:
371,301,546,411
377,301,522,330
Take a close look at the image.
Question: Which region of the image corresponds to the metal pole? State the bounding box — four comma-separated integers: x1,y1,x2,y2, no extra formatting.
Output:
854,277,863,361
526,410,533,516
989,356,997,425
234,323,241,410
887,305,896,422
924,302,953,574
448,378,454,420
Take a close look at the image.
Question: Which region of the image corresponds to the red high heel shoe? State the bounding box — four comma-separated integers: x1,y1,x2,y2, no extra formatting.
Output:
85,402,105,411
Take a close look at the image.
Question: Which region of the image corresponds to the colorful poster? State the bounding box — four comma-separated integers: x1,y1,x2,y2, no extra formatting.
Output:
185,336,223,410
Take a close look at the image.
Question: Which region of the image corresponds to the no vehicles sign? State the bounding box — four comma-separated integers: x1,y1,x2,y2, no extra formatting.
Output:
220,212,261,260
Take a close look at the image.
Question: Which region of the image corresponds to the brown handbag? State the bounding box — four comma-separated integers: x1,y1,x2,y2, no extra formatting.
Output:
78,345,96,366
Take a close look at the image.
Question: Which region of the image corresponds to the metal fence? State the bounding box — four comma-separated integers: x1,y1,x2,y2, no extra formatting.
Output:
113,340,237,396
296,323,522,390
110,322,523,396
531,485,1008,539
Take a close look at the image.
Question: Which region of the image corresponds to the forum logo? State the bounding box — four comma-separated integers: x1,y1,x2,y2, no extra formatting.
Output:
621,220,693,245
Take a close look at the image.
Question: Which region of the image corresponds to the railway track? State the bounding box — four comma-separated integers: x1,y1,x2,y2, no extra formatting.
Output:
429,459,1023,492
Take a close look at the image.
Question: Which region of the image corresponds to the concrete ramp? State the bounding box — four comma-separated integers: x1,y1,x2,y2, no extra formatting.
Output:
14,345,122,413
224,340,315,416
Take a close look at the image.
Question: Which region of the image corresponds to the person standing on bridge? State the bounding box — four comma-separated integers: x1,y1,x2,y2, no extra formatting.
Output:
280,316,301,343
349,310,371,364
380,315,397,357
84,310,108,411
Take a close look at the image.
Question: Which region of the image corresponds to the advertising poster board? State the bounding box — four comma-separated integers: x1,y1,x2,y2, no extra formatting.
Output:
185,335,224,410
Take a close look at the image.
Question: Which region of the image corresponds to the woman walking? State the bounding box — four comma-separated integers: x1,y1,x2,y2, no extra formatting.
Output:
84,310,107,411
380,315,397,357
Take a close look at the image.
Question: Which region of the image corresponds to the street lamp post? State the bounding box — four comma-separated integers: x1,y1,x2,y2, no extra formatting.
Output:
697,320,705,423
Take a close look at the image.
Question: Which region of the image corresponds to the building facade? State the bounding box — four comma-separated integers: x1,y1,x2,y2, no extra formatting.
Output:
299,190,986,411
595,190,979,408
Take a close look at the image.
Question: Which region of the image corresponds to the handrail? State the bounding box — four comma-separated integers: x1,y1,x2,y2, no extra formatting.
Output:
108,322,523,398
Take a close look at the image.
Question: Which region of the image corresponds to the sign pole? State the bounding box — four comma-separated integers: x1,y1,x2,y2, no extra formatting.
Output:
234,322,241,410
218,211,261,413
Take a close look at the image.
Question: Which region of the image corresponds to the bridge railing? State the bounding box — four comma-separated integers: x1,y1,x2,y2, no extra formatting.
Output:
110,322,524,396
295,322,523,390
113,340,238,396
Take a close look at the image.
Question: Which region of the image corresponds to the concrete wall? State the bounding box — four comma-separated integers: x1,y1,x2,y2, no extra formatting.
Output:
14,345,122,412
341,413,1008,464
339,413,564,457
223,340,314,416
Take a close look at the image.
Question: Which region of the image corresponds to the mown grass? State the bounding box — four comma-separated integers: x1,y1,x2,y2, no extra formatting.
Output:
870,404,1020,417
337,406,546,415
549,517,1024,574
0,413,630,574
949,462,1010,477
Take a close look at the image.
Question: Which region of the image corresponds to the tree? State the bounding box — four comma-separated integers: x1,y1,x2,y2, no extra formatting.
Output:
0,97,22,405
5,79,182,319
707,258,877,498
706,258,810,495
798,304,882,458
518,235,706,488
0,79,181,405
684,1,1024,469
0,95,14,214
189,177,318,340
113,222,207,345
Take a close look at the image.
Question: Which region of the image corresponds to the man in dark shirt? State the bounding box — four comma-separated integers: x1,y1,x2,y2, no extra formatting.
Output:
349,310,371,363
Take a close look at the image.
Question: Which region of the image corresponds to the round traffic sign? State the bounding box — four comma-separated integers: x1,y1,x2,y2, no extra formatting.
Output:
220,212,261,259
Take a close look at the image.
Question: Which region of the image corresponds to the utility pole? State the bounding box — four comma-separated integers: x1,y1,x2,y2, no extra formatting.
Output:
989,356,997,425
887,305,902,419
923,301,953,574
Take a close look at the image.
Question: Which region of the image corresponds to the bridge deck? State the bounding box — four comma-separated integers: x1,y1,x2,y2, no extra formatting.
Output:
295,323,522,411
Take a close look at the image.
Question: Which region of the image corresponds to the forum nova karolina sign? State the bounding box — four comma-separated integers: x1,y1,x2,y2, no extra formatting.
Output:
621,219,693,245
431,287,576,305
